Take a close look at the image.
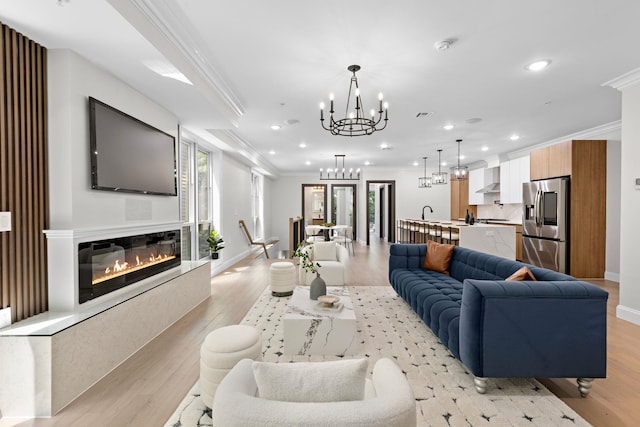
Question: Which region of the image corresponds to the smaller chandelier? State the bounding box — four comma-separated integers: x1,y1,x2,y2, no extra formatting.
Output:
418,156,432,188
320,155,361,180
432,149,448,185
320,65,388,137
450,139,468,181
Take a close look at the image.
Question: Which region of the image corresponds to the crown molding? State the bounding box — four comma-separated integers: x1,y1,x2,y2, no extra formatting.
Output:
602,67,640,91
115,0,245,123
507,120,621,159
208,129,280,178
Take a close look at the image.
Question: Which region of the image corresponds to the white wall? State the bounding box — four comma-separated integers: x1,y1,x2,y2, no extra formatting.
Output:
606,140,621,280
48,49,179,230
220,155,253,258
618,84,640,325
271,169,452,247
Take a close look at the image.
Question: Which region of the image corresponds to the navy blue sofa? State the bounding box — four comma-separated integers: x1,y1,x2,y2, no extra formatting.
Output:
389,243,608,395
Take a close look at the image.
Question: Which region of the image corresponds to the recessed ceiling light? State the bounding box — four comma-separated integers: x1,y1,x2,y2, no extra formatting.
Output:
459,155,465,160
270,125,281,131
525,60,551,72
443,124,455,130
510,134,520,141
441,161,447,166
305,161,311,166
481,146,489,151
412,161,419,166
380,143,389,150
299,142,307,148
269,150,276,155
364,161,371,166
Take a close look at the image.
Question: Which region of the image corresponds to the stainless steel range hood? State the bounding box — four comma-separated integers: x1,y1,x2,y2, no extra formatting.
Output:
475,167,501,193
476,182,501,193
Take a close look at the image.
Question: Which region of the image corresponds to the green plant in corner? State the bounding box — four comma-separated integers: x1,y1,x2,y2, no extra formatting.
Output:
292,242,321,275
207,229,225,253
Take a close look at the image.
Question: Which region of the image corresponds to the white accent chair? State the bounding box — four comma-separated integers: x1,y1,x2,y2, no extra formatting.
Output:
298,241,348,286
212,357,417,427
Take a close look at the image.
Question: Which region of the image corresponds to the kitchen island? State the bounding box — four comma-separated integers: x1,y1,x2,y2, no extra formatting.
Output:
397,219,516,260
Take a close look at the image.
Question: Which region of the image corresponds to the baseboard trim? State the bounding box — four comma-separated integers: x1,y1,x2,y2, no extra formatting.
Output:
616,304,640,326
604,271,620,282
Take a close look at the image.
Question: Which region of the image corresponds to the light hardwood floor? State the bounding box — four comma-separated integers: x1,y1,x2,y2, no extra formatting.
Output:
2,238,638,426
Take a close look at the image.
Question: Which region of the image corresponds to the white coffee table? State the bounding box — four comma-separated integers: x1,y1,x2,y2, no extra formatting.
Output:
283,286,356,356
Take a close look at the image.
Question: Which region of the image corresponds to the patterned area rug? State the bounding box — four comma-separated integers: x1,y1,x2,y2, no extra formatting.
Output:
166,286,590,426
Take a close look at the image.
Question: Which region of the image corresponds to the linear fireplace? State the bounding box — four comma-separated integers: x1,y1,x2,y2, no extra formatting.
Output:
78,229,181,304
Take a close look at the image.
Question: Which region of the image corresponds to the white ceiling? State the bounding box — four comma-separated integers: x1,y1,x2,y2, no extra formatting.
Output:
1,0,637,177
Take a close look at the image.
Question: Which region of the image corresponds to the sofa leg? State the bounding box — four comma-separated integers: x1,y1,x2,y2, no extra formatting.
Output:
577,377,594,397
474,376,488,394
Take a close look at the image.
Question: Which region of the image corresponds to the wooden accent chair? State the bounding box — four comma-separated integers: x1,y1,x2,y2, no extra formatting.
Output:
239,220,279,259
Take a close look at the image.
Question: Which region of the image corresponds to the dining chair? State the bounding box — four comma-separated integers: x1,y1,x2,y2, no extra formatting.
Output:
331,225,354,255
305,225,325,244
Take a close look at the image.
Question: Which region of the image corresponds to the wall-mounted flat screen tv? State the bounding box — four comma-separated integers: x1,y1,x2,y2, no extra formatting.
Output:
89,97,177,196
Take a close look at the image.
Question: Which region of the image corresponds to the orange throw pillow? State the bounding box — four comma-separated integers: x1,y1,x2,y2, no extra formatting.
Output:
505,266,537,281
423,240,455,274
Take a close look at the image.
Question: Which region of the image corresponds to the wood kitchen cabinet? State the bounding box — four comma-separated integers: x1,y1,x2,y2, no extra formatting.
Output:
515,225,523,261
529,141,572,180
529,139,607,278
450,179,476,220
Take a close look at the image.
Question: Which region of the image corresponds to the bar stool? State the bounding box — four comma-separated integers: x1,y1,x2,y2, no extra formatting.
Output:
428,222,442,243
441,225,460,246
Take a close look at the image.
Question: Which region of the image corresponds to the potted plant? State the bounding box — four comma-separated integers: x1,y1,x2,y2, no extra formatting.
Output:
207,229,225,259
293,242,325,300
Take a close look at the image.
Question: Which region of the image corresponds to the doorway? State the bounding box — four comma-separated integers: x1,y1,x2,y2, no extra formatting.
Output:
331,184,357,240
366,180,395,245
301,184,327,225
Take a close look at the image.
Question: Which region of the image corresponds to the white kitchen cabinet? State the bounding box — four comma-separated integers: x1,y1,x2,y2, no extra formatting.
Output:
469,167,500,205
499,155,530,204
468,169,484,205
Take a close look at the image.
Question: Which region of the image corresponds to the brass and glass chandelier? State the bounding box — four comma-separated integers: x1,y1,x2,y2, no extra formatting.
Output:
320,155,361,180
418,156,432,188
432,149,448,185
320,65,388,137
450,139,468,181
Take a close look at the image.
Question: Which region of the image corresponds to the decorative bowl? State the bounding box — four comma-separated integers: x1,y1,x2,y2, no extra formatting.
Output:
317,295,340,307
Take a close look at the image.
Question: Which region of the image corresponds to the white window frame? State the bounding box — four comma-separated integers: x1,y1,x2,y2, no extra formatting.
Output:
180,129,217,260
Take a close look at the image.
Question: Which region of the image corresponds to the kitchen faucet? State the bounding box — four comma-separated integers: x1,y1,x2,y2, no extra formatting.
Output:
421,205,433,220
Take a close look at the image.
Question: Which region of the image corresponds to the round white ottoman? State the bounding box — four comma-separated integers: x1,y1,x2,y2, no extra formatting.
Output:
200,325,262,408
270,261,296,297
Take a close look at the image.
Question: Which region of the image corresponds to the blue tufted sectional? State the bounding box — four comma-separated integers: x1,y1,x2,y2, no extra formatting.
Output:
388,243,608,395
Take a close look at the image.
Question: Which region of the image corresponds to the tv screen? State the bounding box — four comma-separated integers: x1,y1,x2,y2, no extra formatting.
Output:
89,97,177,196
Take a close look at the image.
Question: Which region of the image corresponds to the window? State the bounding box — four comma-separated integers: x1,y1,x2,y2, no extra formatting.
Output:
180,132,215,260
251,171,264,240
180,141,193,260
197,149,212,257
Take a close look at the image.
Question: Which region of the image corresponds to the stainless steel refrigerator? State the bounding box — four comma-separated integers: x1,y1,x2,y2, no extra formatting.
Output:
522,177,569,273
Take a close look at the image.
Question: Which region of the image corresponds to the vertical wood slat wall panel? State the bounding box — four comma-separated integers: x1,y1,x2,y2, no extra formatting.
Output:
0,22,48,323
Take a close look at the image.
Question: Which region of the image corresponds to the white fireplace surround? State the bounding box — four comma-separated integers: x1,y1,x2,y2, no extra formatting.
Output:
44,222,183,312
0,222,210,417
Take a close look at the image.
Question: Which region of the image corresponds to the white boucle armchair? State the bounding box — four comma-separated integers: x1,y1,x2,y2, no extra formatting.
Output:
297,241,348,286
212,357,417,427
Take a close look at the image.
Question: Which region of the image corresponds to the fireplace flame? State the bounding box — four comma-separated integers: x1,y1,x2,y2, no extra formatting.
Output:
92,253,176,285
